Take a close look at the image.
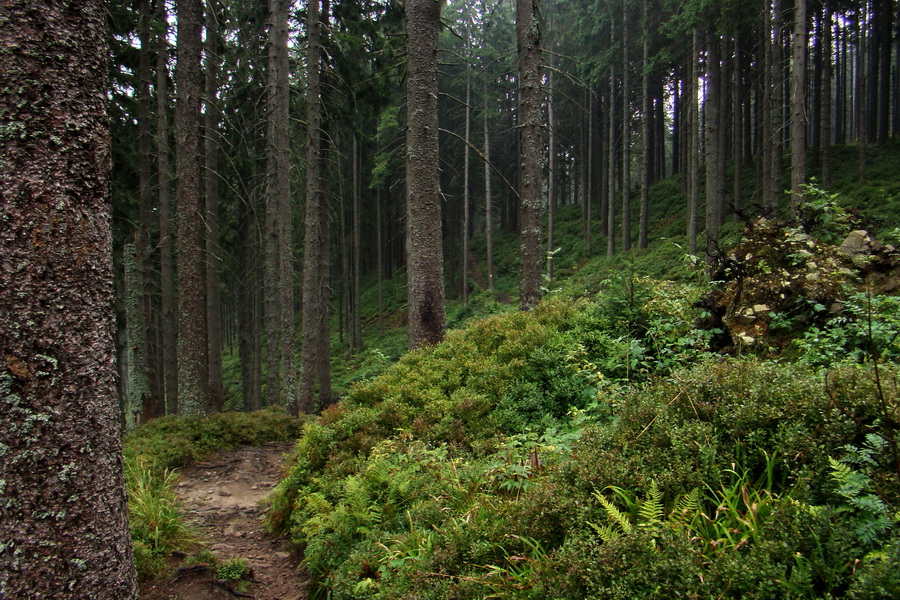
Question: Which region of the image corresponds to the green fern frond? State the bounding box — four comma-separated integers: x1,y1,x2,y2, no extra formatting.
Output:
593,490,633,534
670,487,702,528
637,481,664,526
588,521,621,543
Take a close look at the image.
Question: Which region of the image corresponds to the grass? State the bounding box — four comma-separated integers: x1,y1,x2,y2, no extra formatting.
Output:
124,407,307,579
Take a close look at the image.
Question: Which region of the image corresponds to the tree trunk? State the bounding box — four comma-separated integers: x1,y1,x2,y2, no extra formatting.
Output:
733,37,744,221
878,0,892,144
585,90,594,254
822,2,833,186
353,137,363,348
0,2,139,595
125,243,150,428
705,27,723,263
137,0,161,420
607,20,617,259
300,0,331,412
517,0,544,310
176,0,209,415
688,29,700,256
621,0,631,254
639,0,650,249
157,0,177,415
205,0,224,412
790,0,808,214
763,1,780,212
463,32,473,303
547,60,557,282
483,71,496,291
406,0,446,344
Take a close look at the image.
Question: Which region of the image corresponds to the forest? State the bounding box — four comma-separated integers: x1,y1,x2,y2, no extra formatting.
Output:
1,0,900,598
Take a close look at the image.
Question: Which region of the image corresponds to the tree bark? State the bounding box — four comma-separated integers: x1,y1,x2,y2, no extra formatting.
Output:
688,29,700,256
483,71,495,291
300,0,330,412
639,0,650,249
406,0,447,343
176,0,209,415
157,0,177,414
125,243,150,428
0,2,139,596
822,2,833,186
790,0,808,214
137,0,161,419
607,20,617,259
621,0,631,254
705,27,723,263
517,0,544,310
205,0,224,412
547,58,557,282
265,0,297,409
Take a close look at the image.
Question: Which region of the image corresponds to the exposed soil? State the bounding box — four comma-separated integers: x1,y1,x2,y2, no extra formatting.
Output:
140,443,309,600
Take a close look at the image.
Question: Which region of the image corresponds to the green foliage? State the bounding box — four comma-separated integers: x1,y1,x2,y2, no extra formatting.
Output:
123,408,304,580
124,407,305,471
216,557,252,582
125,456,194,579
829,440,896,548
794,290,900,367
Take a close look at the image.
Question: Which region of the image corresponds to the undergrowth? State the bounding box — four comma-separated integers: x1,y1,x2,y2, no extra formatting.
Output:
265,200,900,597
125,407,306,580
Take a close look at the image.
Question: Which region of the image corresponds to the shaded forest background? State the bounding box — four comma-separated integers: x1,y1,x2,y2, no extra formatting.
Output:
109,0,900,423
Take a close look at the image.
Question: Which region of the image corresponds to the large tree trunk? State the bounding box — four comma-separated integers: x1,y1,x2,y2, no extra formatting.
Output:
125,243,150,428
157,0,178,414
137,0,161,420
205,0,224,412
406,0,447,343
300,0,329,413
176,0,209,415
0,2,139,596
705,27,723,263
265,0,297,409
688,30,700,256
790,0,808,214
517,0,544,310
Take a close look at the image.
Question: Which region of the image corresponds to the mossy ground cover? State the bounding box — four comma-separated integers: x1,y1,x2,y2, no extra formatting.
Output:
264,170,900,596
268,279,900,598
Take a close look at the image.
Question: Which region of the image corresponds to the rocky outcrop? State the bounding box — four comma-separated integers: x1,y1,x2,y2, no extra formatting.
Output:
701,220,898,351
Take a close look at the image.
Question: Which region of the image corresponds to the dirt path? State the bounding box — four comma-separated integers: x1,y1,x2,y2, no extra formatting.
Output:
140,443,309,600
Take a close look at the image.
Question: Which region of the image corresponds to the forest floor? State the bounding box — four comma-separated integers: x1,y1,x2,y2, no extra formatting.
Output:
140,443,309,600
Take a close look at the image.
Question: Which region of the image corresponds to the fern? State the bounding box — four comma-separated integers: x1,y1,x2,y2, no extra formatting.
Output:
598,492,634,534
669,487,702,528
638,481,664,527
829,456,894,547
589,487,634,542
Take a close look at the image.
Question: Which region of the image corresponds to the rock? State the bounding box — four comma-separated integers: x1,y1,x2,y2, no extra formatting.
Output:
218,487,232,497
737,333,755,344
275,551,291,560
838,230,870,257
752,304,770,314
